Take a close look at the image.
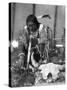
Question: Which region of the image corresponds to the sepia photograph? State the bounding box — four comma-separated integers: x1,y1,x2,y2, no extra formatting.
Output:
9,2,65,87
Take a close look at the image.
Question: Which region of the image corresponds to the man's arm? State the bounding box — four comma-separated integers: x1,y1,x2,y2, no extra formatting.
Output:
38,25,52,44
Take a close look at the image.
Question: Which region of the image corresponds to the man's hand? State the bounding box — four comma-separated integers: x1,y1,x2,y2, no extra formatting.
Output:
29,35,38,47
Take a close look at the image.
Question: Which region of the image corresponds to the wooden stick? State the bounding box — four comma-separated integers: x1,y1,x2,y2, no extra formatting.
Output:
27,41,31,69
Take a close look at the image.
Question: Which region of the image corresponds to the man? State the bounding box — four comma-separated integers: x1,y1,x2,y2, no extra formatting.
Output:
18,14,52,68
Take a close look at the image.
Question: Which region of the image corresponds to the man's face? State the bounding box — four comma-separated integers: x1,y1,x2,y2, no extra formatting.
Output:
27,21,37,35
